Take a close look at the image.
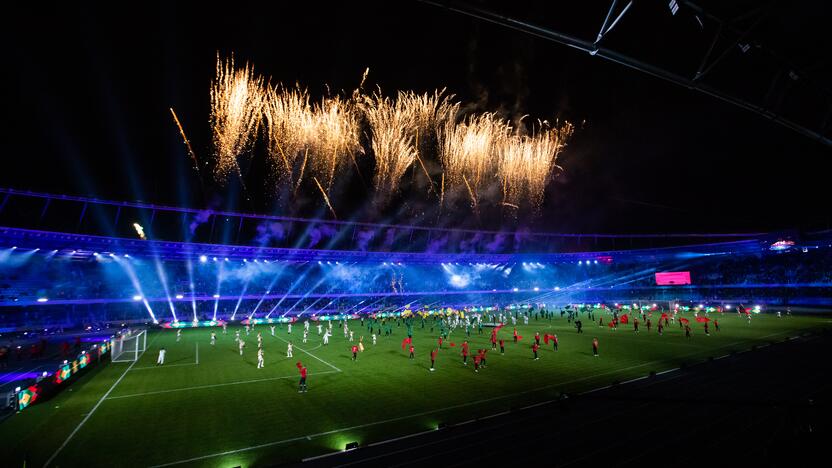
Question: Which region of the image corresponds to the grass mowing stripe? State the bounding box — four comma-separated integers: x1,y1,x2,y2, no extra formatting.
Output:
44,359,139,467
150,331,789,467
105,370,340,400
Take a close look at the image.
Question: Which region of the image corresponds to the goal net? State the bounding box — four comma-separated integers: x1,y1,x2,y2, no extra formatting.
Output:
111,329,147,362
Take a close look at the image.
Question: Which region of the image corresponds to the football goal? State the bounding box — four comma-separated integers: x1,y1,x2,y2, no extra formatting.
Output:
111,329,147,362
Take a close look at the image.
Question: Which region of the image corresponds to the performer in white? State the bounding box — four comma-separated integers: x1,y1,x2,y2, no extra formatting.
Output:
286,341,293,357
270,325,276,336
245,324,250,335
317,323,323,335
303,329,308,344
304,320,310,332
257,332,263,348
238,339,245,356
235,330,241,343
210,332,216,346
257,348,265,369
176,329,182,342
323,331,330,346
222,322,228,334
288,323,292,334
372,333,377,345
157,347,166,365
349,330,354,342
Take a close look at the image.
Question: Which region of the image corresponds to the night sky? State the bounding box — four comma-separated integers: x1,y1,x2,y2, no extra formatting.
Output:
3,1,830,235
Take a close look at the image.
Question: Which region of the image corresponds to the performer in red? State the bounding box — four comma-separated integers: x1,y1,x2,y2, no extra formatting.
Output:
552,334,558,352
532,342,540,360
657,322,664,336
438,336,443,349
473,353,482,373
490,333,497,350
684,324,692,338
298,364,308,392
592,337,599,357
534,332,540,346
714,319,720,332
646,318,652,333
461,341,469,365
704,321,710,336
430,347,438,371
633,318,639,333
499,338,505,355
481,348,488,367
513,327,518,343
351,344,359,360
409,344,415,359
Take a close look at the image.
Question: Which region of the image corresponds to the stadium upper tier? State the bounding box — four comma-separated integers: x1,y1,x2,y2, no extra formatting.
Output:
0,188,769,254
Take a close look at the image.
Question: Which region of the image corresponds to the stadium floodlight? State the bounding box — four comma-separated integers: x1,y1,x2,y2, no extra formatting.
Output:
213,257,218,262
175,294,184,299
213,294,220,298
534,287,540,291
37,297,48,302
512,287,519,292
725,305,732,309
199,255,208,263
132,295,142,301
11,246,17,250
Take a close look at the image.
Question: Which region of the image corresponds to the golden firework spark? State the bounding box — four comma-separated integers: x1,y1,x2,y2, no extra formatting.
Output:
313,176,338,219
132,223,146,240
169,108,200,171
210,54,266,182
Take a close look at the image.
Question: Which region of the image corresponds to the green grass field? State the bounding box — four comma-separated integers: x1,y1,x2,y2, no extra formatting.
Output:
1,311,829,467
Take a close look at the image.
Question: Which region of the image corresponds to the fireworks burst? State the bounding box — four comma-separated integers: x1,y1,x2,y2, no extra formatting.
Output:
205,54,574,216
360,92,418,199
438,113,510,204
210,54,266,182
263,85,313,188
307,95,361,191
497,120,574,210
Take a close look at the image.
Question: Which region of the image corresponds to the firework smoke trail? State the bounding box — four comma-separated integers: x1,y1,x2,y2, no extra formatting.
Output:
313,176,338,219
294,148,308,195
210,54,266,183
170,108,200,172
462,174,478,212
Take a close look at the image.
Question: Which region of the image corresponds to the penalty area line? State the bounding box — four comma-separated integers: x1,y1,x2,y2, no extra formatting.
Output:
44,359,139,467
271,334,341,372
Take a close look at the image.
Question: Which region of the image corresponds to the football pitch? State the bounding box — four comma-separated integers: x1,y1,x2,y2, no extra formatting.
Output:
2,312,828,467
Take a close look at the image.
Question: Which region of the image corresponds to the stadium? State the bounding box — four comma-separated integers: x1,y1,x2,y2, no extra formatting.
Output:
2,1,831,467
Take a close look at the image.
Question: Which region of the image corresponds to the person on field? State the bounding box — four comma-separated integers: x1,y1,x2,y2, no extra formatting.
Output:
592,337,599,357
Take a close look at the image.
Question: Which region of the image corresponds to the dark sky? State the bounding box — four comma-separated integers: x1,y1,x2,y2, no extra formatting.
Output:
3,0,830,235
